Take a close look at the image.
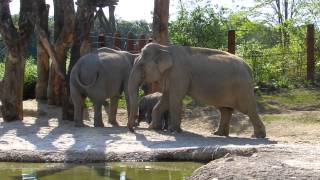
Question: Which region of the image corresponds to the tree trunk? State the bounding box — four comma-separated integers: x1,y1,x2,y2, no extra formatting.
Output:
1,45,26,121
47,0,75,106
35,1,50,100
0,0,34,121
152,0,170,45
64,0,95,120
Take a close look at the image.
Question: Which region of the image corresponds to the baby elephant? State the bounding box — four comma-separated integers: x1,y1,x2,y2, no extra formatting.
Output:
138,92,169,129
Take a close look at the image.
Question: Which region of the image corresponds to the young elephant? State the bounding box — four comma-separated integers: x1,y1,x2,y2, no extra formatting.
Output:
128,43,266,138
137,92,169,129
70,47,138,127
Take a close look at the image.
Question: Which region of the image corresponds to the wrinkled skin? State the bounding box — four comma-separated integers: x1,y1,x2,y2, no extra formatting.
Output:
128,43,266,138
70,47,138,127
137,92,169,129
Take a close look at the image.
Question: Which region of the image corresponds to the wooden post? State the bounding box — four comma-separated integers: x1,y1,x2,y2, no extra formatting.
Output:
228,30,235,54
138,34,147,52
98,33,105,48
126,32,134,53
307,24,315,82
113,31,121,50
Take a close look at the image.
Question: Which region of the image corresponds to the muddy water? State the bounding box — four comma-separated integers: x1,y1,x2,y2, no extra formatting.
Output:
0,162,203,180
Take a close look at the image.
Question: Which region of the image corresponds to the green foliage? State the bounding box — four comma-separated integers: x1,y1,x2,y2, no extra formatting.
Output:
169,0,227,49
116,20,151,37
169,0,318,89
0,56,37,99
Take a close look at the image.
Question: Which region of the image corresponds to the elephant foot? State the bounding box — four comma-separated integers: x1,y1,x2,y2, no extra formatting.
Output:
75,121,85,127
127,123,135,132
168,126,182,133
213,130,229,137
94,122,104,127
252,130,266,138
149,122,163,130
109,120,119,127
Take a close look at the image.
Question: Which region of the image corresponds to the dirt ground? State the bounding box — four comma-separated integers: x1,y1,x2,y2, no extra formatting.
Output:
1,99,320,178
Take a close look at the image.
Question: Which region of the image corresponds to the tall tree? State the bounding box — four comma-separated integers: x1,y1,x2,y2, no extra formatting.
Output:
46,0,75,105
152,0,170,45
0,0,34,121
35,0,50,100
251,0,318,47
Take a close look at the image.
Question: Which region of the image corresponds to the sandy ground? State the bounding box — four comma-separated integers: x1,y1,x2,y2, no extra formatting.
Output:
1,100,320,178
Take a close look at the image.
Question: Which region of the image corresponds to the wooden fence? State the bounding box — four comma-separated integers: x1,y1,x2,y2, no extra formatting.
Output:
92,32,152,54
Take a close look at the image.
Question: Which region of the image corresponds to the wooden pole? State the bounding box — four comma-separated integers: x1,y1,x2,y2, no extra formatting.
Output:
138,34,147,52
113,31,121,50
228,30,235,54
307,24,315,82
98,33,105,48
126,32,134,53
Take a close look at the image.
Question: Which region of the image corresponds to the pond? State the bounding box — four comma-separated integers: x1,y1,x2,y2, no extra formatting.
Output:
0,162,203,180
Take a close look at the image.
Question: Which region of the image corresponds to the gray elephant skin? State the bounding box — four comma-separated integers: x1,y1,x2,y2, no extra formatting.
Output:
127,43,266,138
138,92,169,129
70,47,138,127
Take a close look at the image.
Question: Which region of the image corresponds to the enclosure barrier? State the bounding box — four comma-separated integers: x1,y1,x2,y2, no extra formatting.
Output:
92,31,151,54
227,24,317,84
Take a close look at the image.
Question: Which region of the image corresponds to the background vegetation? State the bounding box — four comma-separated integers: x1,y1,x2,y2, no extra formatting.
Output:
0,0,319,101
169,0,320,89
0,57,37,100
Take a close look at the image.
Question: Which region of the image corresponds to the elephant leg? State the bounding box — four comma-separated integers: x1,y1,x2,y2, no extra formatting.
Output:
146,109,152,124
124,90,130,119
108,96,119,126
70,86,85,127
149,94,169,130
162,111,169,130
103,100,110,115
93,102,104,127
168,92,183,133
247,107,266,138
214,107,233,136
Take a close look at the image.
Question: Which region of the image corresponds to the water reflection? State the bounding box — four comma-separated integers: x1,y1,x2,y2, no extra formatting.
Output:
0,162,202,180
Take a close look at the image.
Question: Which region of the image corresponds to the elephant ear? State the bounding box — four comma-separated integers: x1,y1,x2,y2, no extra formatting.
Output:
156,49,173,74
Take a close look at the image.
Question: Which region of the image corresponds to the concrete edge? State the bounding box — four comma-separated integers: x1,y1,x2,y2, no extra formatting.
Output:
0,146,257,163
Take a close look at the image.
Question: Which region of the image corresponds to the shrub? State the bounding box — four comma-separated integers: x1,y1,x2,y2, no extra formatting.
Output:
0,56,37,100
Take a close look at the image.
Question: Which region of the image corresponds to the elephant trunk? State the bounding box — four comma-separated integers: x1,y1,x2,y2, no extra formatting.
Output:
127,65,143,132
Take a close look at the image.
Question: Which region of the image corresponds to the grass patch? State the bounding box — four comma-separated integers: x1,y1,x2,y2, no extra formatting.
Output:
262,113,320,124
257,88,320,112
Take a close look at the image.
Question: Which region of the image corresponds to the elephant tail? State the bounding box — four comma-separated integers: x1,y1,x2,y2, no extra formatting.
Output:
75,70,99,89
244,63,253,79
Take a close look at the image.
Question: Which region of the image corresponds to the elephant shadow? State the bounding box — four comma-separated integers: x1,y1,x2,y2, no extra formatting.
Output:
134,129,277,150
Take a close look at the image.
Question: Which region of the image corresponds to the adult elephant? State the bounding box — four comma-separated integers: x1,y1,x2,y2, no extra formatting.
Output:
127,43,266,138
70,47,138,127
